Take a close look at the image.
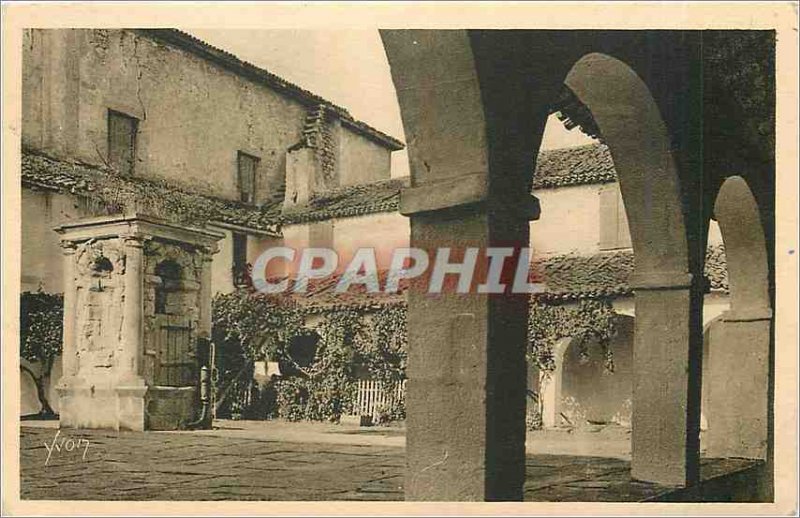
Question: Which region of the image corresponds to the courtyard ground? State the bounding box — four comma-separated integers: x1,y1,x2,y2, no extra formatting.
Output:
19,420,756,501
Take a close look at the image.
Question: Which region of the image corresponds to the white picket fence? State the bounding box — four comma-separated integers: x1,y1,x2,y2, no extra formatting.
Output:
352,379,406,423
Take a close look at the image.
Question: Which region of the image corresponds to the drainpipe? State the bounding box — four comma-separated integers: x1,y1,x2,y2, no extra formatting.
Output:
186,365,211,430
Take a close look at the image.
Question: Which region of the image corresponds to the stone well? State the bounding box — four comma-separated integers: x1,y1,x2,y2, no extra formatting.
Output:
54,214,223,431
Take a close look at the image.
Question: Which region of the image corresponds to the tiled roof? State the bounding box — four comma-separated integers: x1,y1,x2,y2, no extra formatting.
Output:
21,151,281,235
533,246,729,302
140,29,404,151
274,143,619,225
532,143,617,190
276,177,408,225
257,246,729,311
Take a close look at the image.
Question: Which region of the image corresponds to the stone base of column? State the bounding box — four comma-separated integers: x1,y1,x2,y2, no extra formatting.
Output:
57,376,148,431
706,311,771,460
117,379,148,432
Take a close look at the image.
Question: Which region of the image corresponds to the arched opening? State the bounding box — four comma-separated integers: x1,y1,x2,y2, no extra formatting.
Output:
545,53,698,486
154,260,182,315
92,256,114,273
704,175,772,460
559,315,635,428
563,53,688,273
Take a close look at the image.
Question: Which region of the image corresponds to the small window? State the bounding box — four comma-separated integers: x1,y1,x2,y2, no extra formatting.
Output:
237,152,259,204
232,232,248,287
108,110,138,176
599,184,632,251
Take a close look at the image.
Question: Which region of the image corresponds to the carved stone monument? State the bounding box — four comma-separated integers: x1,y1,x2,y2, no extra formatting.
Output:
55,214,223,431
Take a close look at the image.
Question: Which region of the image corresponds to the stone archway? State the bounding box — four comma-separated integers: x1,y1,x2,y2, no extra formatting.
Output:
381,32,703,498
563,53,702,486
705,176,772,459
539,316,635,430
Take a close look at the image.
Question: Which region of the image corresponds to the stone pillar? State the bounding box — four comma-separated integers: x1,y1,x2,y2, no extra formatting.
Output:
120,236,145,380
630,271,703,487
400,175,537,501
59,241,78,379
197,247,215,340
55,241,80,428
706,308,771,459
117,235,147,431
540,338,570,429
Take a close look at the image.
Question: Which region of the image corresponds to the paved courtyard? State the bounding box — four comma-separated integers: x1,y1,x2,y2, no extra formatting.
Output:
20,421,757,501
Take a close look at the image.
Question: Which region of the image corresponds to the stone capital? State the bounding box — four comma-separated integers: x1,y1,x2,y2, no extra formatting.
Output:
59,240,79,255
722,307,773,322
199,243,219,259
629,270,694,291
121,234,147,248
399,172,540,220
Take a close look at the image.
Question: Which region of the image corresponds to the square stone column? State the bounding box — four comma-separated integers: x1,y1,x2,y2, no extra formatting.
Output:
54,214,222,431
630,271,704,487
400,174,539,501
706,308,772,459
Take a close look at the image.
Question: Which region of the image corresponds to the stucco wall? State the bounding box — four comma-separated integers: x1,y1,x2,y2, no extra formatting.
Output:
264,212,409,276
332,212,410,272
531,184,602,256
338,126,392,186
21,189,100,293
560,316,634,426
532,181,724,256
23,29,308,204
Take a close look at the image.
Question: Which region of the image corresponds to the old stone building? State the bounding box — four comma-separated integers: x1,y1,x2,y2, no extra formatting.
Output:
19,28,403,417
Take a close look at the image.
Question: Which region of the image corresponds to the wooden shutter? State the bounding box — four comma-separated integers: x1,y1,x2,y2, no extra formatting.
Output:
599,184,619,250
238,152,258,204
616,189,632,248
108,110,137,176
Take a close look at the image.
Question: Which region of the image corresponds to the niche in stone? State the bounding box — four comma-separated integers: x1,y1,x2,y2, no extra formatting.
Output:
154,260,181,315
89,255,114,292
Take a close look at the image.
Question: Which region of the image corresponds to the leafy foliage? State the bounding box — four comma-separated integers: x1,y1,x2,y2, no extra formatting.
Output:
20,291,63,367
212,291,306,363
212,297,410,423
358,305,407,386
213,294,619,424
20,291,64,417
527,299,617,374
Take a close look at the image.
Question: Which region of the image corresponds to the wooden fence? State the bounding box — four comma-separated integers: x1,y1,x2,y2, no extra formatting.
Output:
351,379,406,423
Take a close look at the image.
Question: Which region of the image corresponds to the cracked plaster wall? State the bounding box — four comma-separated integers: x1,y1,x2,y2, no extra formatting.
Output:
22,29,310,205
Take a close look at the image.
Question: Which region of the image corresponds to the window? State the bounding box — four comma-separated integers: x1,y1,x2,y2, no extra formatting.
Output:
232,232,248,287
107,110,138,175
237,151,259,204
599,183,632,250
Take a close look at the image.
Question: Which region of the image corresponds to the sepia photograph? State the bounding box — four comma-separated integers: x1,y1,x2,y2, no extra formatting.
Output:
2,2,798,515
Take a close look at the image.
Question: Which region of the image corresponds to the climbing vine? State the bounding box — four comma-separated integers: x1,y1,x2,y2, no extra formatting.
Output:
211,294,618,424
527,298,618,374
212,296,410,423
212,291,306,363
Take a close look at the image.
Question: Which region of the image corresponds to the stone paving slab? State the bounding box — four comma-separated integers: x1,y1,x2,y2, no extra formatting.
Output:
20,426,757,502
